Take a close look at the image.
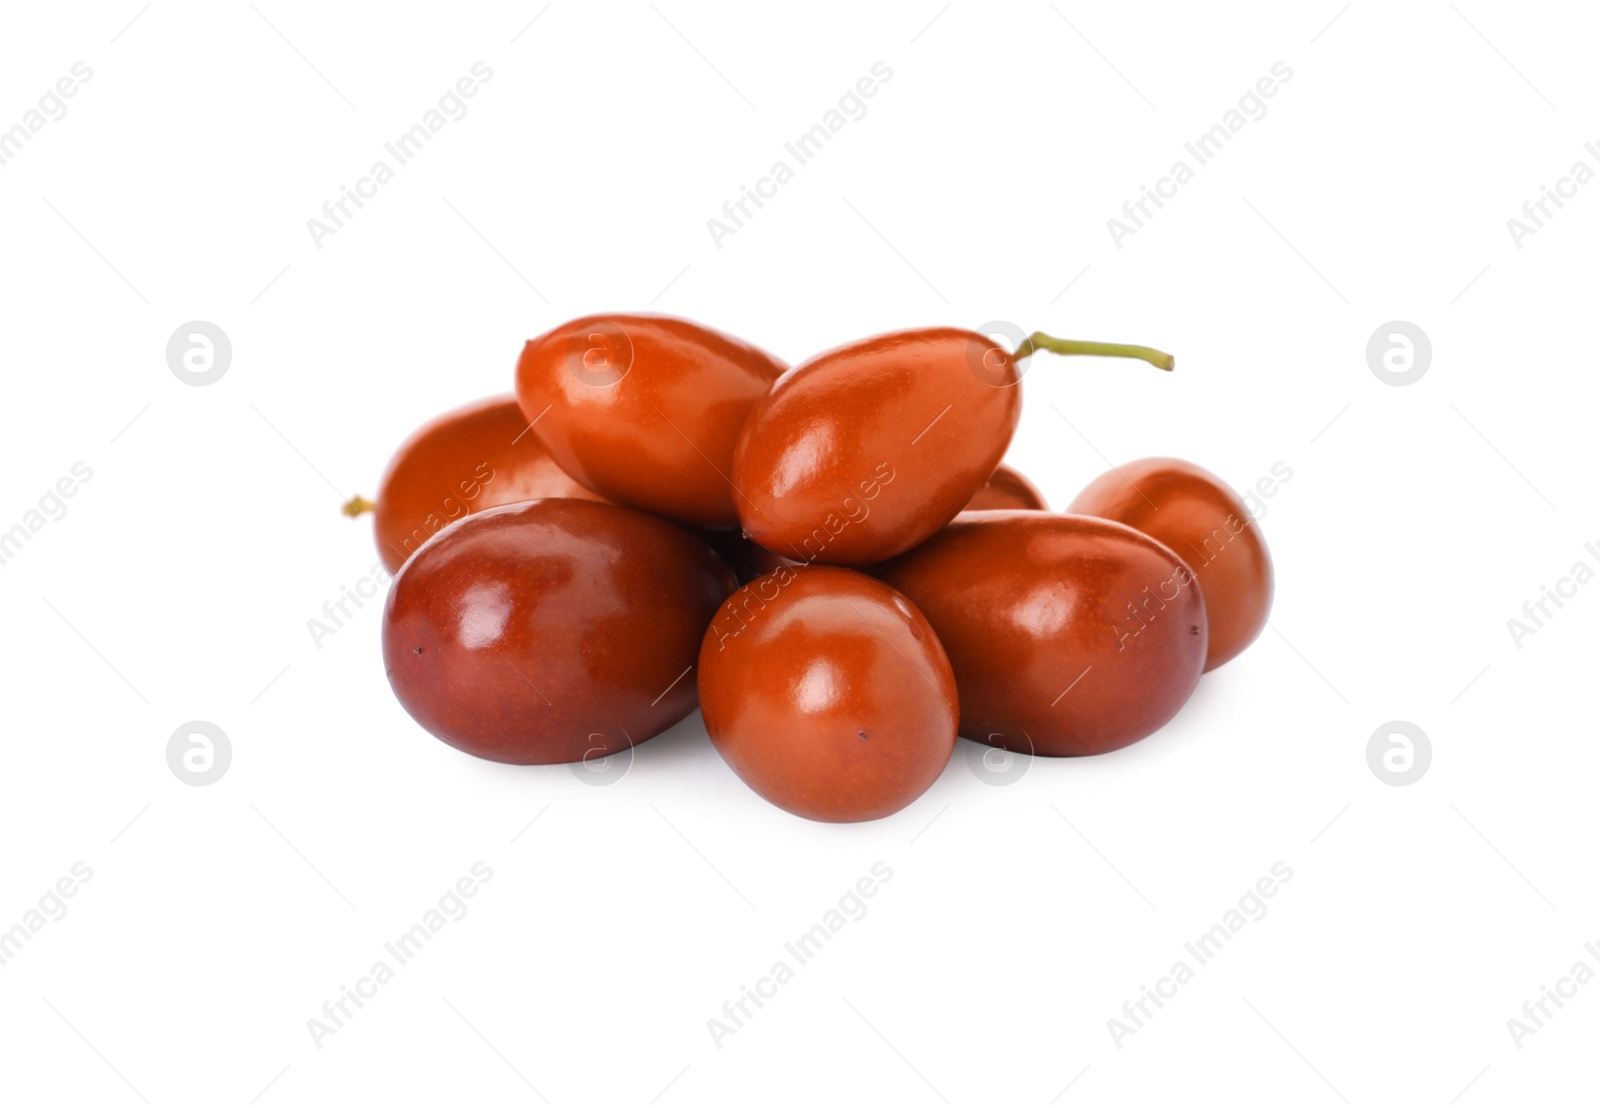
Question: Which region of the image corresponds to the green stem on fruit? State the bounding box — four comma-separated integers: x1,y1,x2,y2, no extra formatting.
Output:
342,495,376,518
1016,331,1175,372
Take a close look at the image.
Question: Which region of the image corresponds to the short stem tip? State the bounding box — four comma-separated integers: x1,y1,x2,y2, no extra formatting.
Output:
342,495,376,518
1017,331,1175,372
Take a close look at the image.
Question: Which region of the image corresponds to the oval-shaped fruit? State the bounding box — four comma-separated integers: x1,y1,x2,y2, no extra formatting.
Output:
698,566,957,822
383,499,734,765
353,395,607,574
1068,458,1272,671
732,328,1020,564
875,512,1206,757
732,328,1172,565
515,313,787,527
965,463,1047,511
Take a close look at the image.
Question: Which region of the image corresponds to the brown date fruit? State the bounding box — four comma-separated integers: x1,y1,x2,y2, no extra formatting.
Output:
1068,458,1272,671
515,313,787,527
875,511,1206,757
383,499,734,765
698,566,957,822
732,327,1170,564
346,395,605,574
965,463,1047,511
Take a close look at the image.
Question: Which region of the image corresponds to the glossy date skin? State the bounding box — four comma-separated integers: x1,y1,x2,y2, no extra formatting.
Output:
875,512,1207,757
1069,457,1272,671
364,395,605,574
516,313,787,527
383,499,735,765
732,328,1021,565
965,463,1047,511
698,566,957,822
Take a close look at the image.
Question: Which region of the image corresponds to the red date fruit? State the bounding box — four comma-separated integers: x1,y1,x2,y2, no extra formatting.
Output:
698,566,957,822
515,313,786,527
348,395,605,574
965,463,1047,511
875,511,1206,757
733,328,1169,564
1069,457,1272,671
383,499,734,765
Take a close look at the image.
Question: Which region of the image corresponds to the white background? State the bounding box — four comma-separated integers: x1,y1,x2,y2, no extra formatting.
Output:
0,1,1594,1104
